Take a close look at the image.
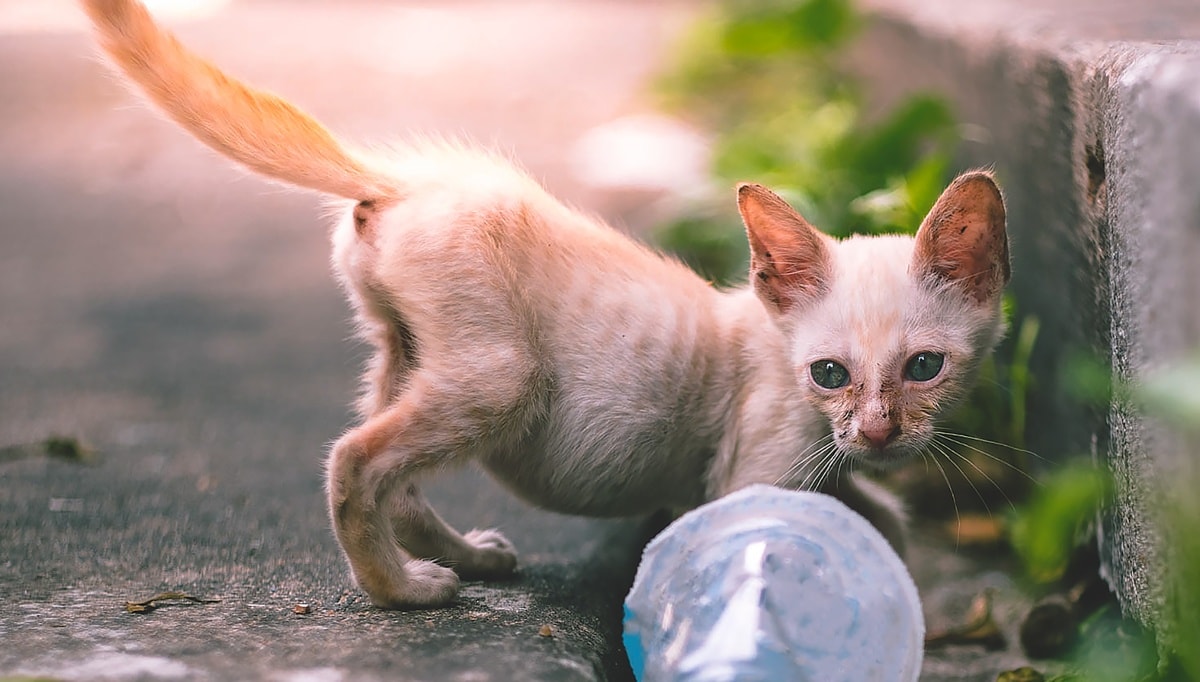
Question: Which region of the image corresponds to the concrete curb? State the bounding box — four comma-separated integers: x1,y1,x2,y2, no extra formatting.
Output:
848,0,1200,656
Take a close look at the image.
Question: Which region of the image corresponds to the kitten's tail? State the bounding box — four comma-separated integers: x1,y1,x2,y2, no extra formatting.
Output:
80,0,393,201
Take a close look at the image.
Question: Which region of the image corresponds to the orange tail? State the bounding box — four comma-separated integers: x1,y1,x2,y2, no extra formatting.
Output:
80,0,393,200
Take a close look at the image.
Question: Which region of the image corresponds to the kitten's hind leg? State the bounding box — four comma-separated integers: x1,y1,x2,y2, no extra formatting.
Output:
383,483,518,580
326,370,528,609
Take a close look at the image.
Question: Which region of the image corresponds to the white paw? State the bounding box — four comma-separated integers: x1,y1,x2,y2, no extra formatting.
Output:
457,528,518,579
366,559,460,609
465,528,515,552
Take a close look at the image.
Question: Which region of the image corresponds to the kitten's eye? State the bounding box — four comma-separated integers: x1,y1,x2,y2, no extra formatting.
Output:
810,360,850,389
904,352,945,382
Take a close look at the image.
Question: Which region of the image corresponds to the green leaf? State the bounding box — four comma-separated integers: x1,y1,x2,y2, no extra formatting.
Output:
845,94,956,189
902,153,951,226
1063,353,1114,408
720,0,858,56
652,211,749,287
1009,463,1111,583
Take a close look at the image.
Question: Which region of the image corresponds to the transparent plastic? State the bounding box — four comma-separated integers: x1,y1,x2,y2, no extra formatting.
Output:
623,485,923,682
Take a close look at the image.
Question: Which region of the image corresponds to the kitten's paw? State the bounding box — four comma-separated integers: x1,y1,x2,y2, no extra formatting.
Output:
465,528,515,552
456,528,518,579
364,559,460,610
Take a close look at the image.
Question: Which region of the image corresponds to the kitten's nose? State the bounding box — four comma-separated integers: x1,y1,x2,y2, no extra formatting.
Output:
861,424,901,449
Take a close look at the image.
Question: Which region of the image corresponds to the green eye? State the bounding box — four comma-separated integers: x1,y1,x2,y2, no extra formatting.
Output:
905,352,945,382
810,360,850,389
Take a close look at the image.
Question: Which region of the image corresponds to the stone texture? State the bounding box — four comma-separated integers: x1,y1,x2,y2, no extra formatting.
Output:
849,0,1200,656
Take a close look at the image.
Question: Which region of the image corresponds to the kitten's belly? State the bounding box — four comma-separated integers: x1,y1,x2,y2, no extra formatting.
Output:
481,407,714,518
479,269,729,517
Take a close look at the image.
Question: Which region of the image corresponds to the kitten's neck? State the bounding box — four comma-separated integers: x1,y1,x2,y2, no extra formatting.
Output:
705,287,829,497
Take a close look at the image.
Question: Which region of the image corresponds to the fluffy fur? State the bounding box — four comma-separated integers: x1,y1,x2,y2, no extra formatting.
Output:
81,0,1011,608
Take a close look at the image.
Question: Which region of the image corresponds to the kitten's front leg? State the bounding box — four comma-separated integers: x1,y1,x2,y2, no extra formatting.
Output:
825,474,909,557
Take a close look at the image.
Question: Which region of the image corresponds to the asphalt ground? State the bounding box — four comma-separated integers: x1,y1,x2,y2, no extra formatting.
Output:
0,2,1052,680
0,2,690,680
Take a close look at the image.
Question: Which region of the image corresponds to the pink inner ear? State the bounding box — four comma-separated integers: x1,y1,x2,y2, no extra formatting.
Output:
737,183,832,312
912,172,1010,304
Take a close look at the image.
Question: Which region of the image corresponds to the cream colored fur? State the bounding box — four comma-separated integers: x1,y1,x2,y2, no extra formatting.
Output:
81,0,1011,608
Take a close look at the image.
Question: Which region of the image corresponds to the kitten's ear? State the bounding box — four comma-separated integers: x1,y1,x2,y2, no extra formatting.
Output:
738,183,832,313
911,171,1010,304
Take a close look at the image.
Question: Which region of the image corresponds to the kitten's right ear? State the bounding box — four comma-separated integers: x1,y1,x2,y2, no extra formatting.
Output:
738,183,833,313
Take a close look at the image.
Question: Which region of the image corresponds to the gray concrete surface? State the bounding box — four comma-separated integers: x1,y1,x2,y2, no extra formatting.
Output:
0,1,1084,680
0,2,690,679
849,0,1200,659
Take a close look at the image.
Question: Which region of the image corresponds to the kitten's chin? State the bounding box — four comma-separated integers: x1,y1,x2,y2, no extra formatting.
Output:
848,444,920,472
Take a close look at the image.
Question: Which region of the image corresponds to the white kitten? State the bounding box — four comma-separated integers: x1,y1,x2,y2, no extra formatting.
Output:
81,0,1009,608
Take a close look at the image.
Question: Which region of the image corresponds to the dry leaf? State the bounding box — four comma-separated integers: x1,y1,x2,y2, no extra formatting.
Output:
124,591,220,614
925,589,1006,650
0,436,93,465
42,436,92,462
997,666,1045,682
948,514,1007,547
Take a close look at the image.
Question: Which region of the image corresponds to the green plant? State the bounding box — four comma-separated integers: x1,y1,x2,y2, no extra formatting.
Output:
655,0,958,273
653,0,1040,486
1005,356,1200,680
1008,461,1110,584
1141,356,1200,681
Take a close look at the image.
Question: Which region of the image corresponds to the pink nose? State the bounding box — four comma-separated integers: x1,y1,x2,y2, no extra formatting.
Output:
861,424,900,449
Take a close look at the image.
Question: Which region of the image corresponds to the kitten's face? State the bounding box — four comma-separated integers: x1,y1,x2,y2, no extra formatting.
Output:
786,235,1003,468
737,172,1010,471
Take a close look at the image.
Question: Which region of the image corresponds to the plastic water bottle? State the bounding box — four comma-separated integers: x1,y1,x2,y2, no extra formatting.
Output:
623,485,924,682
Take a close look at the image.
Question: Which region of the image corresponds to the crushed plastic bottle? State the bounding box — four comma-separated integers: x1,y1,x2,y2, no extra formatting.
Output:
623,485,924,682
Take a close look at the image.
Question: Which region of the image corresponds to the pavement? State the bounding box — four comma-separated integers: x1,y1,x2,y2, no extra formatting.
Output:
0,2,691,680
0,2,1055,681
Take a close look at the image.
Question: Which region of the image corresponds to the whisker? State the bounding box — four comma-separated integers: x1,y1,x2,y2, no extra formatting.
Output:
775,434,834,485
935,431,1049,463
813,451,841,492
931,438,993,517
776,434,836,486
824,449,848,490
793,433,835,459
807,448,841,492
936,436,1019,511
925,447,961,548
936,433,1041,485
831,449,851,491
790,434,836,470
798,443,839,491
804,445,842,493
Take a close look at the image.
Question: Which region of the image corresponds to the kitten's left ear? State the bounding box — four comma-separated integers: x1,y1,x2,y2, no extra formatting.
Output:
911,171,1010,304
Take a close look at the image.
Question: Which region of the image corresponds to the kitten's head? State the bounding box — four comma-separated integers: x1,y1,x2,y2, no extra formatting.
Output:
739,172,1010,470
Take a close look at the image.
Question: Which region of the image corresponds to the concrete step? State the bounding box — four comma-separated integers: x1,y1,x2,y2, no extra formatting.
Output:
849,0,1200,659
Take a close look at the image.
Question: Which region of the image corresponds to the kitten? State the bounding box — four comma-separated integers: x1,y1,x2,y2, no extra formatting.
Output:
81,0,1009,608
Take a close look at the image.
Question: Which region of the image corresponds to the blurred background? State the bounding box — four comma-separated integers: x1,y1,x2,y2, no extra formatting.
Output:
2,0,1196,680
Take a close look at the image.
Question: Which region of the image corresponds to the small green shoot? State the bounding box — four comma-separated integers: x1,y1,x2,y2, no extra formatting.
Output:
1009,462,1111,584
